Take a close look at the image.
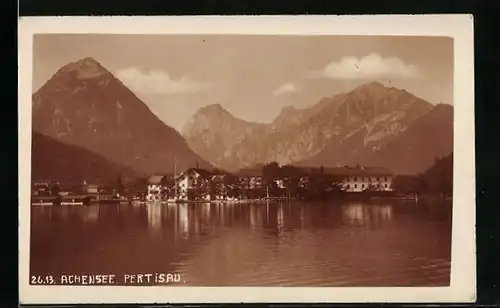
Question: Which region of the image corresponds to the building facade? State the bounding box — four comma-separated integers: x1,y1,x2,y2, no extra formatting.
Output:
146,175,165,202
333,166,394,192
176,168,212,201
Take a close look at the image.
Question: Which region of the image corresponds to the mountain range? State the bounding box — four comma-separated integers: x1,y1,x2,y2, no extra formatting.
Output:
183,82,453,175
32,57,212,181
31,57,453,182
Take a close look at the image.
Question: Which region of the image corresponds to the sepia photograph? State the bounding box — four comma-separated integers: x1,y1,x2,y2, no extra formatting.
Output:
18,15,475,304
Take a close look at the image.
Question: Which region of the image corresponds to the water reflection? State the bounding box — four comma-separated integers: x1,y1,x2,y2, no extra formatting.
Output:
79,205,99,224
277,203,284,236
341,203,394,227
31,200,452,286
178,203,189,238
147,203,162,232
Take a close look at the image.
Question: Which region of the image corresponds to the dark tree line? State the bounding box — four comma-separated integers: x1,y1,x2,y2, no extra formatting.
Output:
392,153,453,197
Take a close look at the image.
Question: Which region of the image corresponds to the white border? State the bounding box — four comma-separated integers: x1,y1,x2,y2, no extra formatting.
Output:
18,15,476,304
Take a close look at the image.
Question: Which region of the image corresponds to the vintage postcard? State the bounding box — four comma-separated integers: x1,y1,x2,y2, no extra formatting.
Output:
18,15,475,304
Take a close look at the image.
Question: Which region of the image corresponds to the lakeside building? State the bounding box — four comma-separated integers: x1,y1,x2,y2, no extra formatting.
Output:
299,165,394,192
86,184,100,194
146,175,164,202
143,164,394,202
32,181,51,196
176,168,213,201
339,166,393,192
236,168,263,189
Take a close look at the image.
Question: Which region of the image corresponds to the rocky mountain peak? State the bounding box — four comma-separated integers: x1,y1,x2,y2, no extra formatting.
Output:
272,105,303,128
281,105,298,113
32,58,212,174
183,81,447,174
188,103,236,124
351,81,389,96
58,57,109,80
198,103,227,114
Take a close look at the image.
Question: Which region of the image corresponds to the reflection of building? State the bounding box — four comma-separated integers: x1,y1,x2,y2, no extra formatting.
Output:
342,203,367,225
82,206,99,223
201,203,211,222
147,203,162,230
372,205,393,222
381,206,392,220
342,203,394,226
277,204,284,235
250,205,257,229
178,203,189,235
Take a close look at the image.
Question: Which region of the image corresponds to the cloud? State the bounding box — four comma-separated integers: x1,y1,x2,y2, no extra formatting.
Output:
273,82,299,96
307,53,420,80
115,67,212,95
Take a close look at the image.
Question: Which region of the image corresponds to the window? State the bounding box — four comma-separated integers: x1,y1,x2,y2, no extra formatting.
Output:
354,177,357,181
362,184,365,189
354,184,357,188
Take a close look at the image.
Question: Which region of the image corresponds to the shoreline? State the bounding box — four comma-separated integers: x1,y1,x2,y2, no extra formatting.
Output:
31,194,451,206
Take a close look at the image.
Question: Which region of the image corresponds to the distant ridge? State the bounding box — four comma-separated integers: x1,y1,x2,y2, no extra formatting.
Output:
183,81,452,174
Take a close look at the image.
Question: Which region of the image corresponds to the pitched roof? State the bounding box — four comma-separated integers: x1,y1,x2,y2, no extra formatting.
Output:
295,166,393,176
177,168,214,179
325,167,392,176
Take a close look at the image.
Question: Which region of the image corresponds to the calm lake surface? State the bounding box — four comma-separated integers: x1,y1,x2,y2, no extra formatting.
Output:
30,200,452,286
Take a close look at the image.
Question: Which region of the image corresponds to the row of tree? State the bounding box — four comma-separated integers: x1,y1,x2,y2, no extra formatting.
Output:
392,153,453,197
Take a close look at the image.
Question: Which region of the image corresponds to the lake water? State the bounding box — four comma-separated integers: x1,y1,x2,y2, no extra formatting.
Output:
30,200,452,286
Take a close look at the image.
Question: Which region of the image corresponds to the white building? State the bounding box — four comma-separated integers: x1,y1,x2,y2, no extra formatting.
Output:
146,175,165,202
176,168,213,201
334,166,394,192
298,165,394,193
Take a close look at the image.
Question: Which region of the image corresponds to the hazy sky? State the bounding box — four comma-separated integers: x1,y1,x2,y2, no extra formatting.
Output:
33,34,453,132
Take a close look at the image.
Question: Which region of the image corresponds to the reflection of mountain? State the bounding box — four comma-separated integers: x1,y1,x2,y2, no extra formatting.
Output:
184,82,452,175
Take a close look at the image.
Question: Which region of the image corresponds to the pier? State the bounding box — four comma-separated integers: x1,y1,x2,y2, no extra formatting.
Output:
31,195,122,206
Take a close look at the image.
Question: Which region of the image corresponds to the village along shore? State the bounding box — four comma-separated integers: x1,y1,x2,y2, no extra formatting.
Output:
31,157,452,207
